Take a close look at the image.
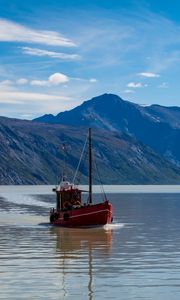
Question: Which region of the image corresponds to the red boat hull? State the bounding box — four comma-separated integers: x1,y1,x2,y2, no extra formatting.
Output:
50,201,113,227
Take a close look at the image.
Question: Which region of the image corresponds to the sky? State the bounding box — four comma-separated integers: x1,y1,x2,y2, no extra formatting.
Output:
1,0,180,119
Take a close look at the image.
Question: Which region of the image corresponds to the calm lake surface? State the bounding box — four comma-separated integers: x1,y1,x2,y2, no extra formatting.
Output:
1,186,180,299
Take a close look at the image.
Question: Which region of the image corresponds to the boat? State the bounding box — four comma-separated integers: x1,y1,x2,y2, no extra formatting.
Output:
49,128,113,227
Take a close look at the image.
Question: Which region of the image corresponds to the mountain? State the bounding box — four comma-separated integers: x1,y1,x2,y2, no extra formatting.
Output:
34,93,180,129
34,93,180,166
1,116,180,184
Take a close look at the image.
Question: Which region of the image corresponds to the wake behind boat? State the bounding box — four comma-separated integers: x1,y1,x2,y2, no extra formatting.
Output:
49,128,113,227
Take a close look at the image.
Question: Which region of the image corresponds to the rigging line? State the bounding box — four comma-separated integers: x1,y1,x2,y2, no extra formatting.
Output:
94,155,107,202
76,149,88,186
56,144,66,185
73,132,89,184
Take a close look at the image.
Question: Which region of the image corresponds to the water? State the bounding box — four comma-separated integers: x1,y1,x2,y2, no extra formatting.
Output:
1,186,180,299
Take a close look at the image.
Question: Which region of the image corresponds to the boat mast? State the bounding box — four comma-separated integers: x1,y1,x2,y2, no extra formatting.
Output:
89,128,92,204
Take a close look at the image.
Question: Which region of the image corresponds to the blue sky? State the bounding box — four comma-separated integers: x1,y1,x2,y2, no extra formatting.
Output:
1,0,180,119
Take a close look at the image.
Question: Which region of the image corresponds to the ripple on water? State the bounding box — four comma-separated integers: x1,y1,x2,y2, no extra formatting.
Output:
1,190,180,299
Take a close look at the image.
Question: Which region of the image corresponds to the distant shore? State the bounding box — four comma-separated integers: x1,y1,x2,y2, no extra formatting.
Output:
0,185,180,194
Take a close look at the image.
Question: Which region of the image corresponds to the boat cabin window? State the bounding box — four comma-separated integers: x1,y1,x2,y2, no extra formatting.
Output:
61,191,72,202
56,189,82,211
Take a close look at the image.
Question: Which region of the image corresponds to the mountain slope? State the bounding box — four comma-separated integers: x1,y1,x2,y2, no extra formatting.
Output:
34,93,180,166
1,116,180,184
34,93,180,129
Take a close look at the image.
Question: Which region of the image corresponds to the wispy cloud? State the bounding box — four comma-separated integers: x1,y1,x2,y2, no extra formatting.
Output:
0,80,13,86
0,90,69,102
75,9,180,75
1,7,180,117
127,82,147,88
124,89,135,93
0,86,75,119
158,82,169,88
16,78,28,85
0,18,76,47
1,73,96,89
30,80,48,87
22,47,80,60
30,72,70,86
0,87,75,118
61,76,97,84
137,72,160,78
89,78,97,83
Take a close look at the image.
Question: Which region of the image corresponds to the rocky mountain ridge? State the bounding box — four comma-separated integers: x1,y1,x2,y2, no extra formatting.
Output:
34,93,180,167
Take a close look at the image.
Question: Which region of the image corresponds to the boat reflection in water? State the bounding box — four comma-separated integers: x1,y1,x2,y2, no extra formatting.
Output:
50,226,113,299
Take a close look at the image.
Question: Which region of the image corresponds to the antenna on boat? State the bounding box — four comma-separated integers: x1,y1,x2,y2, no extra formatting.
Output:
89,128,92,204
